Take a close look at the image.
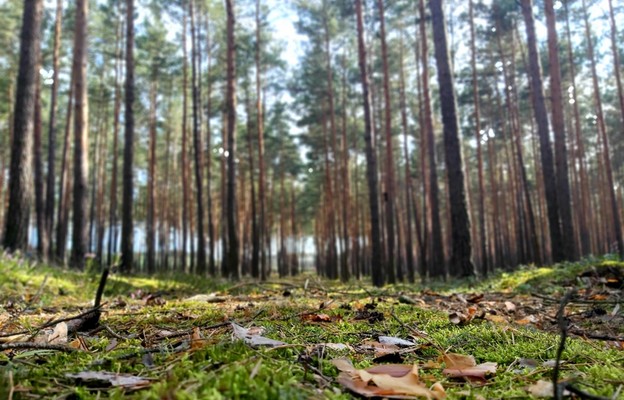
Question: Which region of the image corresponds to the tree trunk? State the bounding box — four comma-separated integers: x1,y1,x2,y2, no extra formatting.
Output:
355,0,383,287
190,0,206,275
146,79,157,274
582,0,624,258
468,0,487,275
69,0,89,270
608,0,624,133
544,0,576,260
107,11,123,267
520,0,564,262
45,0,63,258
398,32,415,283
120,0,135,273
3,0,43,252
430,0,474,277
418,0,445,278
225,0,239,279
377,0,398,283
34,69,47,258
205,16,216,276
563,0,591,256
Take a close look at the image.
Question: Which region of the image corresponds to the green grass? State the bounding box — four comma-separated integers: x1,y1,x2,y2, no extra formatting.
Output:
0,254,622,399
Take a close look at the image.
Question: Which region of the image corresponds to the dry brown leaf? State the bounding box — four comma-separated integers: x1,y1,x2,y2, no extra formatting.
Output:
191,327,206,350
485,313,507,323
231,323,286,348
361,340,400,357
66,371,151,389
527,380,569,397
69,337,89,351
515,315,539,325
301,313,338,323
332,358,446,399
442,353,497,381
48,322,68,344
504,301,516,312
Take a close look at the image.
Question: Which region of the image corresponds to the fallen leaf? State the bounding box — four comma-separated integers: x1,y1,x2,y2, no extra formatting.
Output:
231,322,286,348
145,294,166,306
467,293,484,303
442,353,497,382
48,322,68,344
70,337,89,351
317,343,351,351
485,314,507,323
378,336,416,347
360,340,400,357
332,358,446,399
515,315,539,325
191,327,207,350
449,312,469,325
66,371,151,389
504,301,516,312
527,380,569,397
301,313,335,323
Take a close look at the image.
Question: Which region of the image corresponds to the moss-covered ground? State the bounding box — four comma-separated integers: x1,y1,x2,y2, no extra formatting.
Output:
0,254,622,399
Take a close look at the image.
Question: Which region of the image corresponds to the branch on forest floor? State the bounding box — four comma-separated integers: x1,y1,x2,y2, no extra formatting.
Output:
553,290,611,400
0,342,79,353
0,304,105,339
532,292,622,305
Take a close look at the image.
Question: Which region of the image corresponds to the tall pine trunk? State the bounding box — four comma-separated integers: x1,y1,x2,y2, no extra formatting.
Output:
544,0,576,260
355,0,383,287
418,0,445,278
225,0,239,279
520,0,564,262
3,0,43,252
190,0,206,275
377,0,398,283
120,0,135,273
429,0,474,278
69,0,89,270
45,0,63,257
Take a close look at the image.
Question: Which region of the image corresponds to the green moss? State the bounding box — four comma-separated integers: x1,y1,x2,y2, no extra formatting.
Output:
1,256,622,399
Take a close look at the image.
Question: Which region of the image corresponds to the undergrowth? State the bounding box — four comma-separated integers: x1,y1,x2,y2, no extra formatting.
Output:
0,254,622,399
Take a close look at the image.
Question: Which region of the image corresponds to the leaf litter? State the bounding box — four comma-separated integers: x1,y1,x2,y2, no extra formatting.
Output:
0,259,622,398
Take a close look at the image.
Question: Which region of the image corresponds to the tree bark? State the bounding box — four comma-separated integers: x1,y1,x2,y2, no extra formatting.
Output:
418,0,445,278
377,0,398,283
69,0,89,270
190,0,206,275
544,0,576,260
468,0,487,275
45,0,63,258
108,11,123,266
520,0,564,262
3,0,43,252
120,0,135,273
355,0,383,287
429,0,475,278
225,0,239,279
582,0,624,258
146,79,157,274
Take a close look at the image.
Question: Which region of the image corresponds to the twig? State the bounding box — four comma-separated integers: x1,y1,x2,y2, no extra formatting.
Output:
562,382,610,400
7,370,13,400
569,330,624,342
0,342,79,353
553,290,575,400
0,304,105,338
27,275,49,307
103,324,135,341
532,292,622,305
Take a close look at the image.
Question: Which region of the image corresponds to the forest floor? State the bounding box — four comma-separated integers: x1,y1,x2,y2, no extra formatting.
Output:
0,255,622,399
